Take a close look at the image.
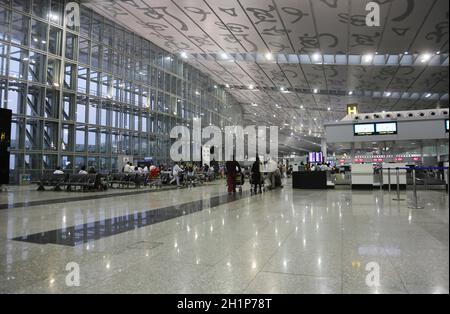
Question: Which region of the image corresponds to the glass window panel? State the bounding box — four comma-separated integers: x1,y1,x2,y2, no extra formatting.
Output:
65,32,77,60
0,7,10,42
26,85,43,116
75,156,86,170
49,0,63,25
91,44,101,68
79,38,90,65
25,119,41,150
8,45,27,79
48,26,62,56
88,129,97,153
30,19,48,51
28,51,46,83
64,63,76,90
43,122,58,150
75,126,85,152
77,66,88,94
62,92,74,121
32,0,50,20
80,7,91,37
7,81,25,114
10,12,29,46
76,98,86,123
89,70,100,96
12,0,30,12
61,124,73,151
46,57,60,86
88,102,97,124
61,155,73,170
91,15,102,42
44,88,59,119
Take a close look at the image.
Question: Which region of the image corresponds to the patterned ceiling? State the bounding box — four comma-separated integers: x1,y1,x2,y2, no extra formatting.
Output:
84,0,449,145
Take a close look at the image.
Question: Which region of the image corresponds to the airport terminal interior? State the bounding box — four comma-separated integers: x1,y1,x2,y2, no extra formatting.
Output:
0,0,448,294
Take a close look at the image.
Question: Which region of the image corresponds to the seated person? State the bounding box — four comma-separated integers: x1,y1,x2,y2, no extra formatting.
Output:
78,166,88,175
53,166,64,175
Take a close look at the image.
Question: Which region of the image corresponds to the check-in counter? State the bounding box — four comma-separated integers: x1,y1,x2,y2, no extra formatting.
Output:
351,164,374,189
292,171,327,189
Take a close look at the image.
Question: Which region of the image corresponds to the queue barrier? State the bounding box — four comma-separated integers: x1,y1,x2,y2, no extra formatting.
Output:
381,166,449,208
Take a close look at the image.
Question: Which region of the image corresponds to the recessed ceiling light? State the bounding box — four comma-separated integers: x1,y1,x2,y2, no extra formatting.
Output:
251,103,258,107
425,93,432,98
420,53,431,62
220,52,228,59
249,84,254,90
180,52,188,59
280,87,285,91
265,52,273,60
327,107,331,111
348,91,353,95
404,51,408,55
225,84,230,88
436,51,440,55
363,54,373,63
385,92,391,97
313,89,318,93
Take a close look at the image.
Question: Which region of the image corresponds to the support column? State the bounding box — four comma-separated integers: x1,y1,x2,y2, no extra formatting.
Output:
321,138,327,162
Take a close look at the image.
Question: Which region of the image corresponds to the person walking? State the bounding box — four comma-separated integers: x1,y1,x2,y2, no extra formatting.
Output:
225,156,241,193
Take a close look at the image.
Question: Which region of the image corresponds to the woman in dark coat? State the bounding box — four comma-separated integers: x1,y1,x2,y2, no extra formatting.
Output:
251,156,262,193
225,156,241,193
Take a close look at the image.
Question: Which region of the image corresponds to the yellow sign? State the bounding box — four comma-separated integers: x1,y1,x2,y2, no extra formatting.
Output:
347,104,359,115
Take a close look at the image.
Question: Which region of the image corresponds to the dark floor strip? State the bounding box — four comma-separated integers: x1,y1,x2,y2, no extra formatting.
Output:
0,185,188,210
12,190,252,247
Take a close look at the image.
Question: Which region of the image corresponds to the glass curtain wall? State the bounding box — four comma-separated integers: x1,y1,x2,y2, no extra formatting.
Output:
0,0,243,183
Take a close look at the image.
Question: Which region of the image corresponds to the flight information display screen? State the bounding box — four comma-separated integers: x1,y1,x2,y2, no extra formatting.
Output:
354,123,375,136
375,122,397,135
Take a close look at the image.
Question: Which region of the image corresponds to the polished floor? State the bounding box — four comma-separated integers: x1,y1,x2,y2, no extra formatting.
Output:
0,180,448,294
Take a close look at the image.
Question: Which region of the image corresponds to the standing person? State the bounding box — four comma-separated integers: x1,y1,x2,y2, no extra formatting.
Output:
225,156,241,193
267,157,278,189
170,162,183,187
251,156,262,193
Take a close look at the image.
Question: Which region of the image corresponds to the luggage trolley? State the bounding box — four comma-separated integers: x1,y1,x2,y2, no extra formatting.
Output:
235,172,245,193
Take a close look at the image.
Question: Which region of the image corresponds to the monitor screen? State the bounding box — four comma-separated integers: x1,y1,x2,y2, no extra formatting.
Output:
354,123,375,136
375,122,397,135
308,152,323,163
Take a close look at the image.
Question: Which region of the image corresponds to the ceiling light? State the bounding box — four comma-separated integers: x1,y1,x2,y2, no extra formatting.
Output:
313,89,318,93
436,51,440,55
251,103,258,107
273,114,276,118
312,53,321,61
363,54,373,63
220,52,228,59
327,107,331,111
180,52,188,59
280,87,285,91
425,93,432,98
214,85,217,89
300,105,304,109
348,91,353,95
404,51,408,55
420,53,431,63
249,84,254,90
265,52,273,60
385,92,391,97
225,84,230,88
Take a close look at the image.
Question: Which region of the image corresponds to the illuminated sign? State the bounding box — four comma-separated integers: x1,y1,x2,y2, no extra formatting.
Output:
354,123,375,136
354,122,398,136
446,119,449,133
347,104,359,115
375,122,397,135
